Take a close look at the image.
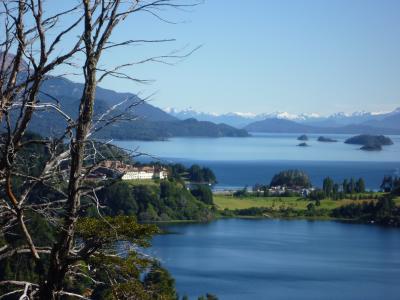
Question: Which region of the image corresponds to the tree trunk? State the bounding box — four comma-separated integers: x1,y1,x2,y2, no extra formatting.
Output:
38,48,97,300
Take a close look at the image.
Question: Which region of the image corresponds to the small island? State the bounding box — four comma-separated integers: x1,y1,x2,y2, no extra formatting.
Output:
360,144,382,151
345,134,393,151
297,142,309,147
297,134,309,141
344,134,393,146
317,136,337,142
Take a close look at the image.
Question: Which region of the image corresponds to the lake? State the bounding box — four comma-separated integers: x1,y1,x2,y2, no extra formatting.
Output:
115,133,400,189
149,219,400,300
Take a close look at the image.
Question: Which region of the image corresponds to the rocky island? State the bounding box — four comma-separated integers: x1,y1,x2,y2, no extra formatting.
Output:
360,144,383,151
344,134,394,151
297,142,309,147
344,134,393,146
317,136,338,142
297,134,309,141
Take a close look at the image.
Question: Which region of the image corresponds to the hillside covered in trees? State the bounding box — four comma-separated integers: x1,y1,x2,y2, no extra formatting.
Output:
98,179,215,222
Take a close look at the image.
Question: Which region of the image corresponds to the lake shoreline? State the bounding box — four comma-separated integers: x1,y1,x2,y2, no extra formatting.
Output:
147,214,383,228
146,193,400,228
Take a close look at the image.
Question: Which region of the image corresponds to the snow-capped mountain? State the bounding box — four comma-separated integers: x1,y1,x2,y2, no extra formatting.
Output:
164,107,400,129
164,108,264,127
261,112,321,122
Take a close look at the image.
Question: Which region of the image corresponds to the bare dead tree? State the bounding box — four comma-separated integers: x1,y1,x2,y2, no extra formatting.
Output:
0,1,200,299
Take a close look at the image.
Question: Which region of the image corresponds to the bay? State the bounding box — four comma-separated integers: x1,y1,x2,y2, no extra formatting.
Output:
114,134,400,299
149,219,400,300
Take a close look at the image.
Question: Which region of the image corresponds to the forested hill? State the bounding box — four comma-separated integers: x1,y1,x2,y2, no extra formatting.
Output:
95,118,249,140
20,76,249,140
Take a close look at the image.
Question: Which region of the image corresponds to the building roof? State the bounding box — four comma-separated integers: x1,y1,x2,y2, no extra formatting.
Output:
98,161,167,174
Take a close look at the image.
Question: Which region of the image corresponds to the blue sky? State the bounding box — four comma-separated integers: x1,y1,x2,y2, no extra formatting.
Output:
50,1,400,115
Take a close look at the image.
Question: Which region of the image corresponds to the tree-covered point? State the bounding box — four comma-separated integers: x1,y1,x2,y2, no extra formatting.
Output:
332,197,400,227
270,169,312,188
98,179,215,222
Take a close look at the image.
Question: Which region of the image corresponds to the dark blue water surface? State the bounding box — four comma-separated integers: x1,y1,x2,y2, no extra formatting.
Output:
136,157,400,190
165,159,400,190
115,134,400,190
150,219,400,300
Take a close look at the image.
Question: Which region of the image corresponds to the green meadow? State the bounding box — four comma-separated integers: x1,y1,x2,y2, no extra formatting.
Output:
214,194,400,212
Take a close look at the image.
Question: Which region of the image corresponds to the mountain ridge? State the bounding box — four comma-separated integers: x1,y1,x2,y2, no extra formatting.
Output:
8,75,249,140
165,107,400,134
165,106,400,122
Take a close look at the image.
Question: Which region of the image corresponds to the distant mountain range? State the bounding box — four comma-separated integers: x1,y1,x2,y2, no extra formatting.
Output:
17,75,400,137
164,108,265,128
165,107,400,134
244,118,400,135
9,76,248,140
3,51,399,138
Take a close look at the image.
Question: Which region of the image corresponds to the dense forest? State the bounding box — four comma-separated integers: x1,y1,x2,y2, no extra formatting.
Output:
331,197,400,226
96,161,217,222
98,179,215,222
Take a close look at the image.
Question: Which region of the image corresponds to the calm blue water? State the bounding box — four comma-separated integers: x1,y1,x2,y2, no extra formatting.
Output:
116,133,400,162
114,133,400,189
150,219,400,300
183,160,400,190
